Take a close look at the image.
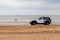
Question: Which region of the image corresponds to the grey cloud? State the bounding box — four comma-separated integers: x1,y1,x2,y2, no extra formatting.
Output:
42,0,60,2
16,0,41,1
0,0,60,15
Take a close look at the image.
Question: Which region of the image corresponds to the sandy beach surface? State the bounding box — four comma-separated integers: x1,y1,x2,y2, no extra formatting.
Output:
0,23,60,40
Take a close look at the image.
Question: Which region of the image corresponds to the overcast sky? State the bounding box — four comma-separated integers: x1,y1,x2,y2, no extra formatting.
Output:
0,0,60,15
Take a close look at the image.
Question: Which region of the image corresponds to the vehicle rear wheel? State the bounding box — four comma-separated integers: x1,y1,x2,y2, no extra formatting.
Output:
30,21,37,25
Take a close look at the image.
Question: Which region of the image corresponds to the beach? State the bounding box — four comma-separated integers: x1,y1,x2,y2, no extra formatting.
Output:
0,15,60,40
0,0,60,39
0,24,60,40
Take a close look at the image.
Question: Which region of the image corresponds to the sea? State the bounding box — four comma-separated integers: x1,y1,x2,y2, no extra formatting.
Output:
0,15,60,20
0,15,60,25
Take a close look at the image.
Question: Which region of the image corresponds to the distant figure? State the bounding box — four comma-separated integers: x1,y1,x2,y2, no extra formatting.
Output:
15,19,18,22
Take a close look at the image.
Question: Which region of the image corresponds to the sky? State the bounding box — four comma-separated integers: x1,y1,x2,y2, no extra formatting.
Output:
0,0,60,15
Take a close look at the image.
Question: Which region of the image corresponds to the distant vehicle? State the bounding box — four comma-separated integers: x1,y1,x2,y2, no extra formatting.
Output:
30,17,51,25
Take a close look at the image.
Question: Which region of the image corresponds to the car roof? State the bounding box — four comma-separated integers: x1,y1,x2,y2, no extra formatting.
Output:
40,16,50,18
39,17,50,19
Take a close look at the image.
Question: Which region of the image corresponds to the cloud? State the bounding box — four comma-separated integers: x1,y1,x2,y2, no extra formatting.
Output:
0,0,60,15
0,0,45,11
0,0,60,9
0,0,43,8
42,0,60,2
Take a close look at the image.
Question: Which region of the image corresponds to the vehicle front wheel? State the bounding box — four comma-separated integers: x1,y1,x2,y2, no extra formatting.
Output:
44,22,50,25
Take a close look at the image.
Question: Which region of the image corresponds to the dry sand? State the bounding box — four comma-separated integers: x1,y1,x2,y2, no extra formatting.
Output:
0,24,60,40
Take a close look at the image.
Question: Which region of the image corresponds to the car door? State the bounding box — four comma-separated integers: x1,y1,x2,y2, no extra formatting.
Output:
37,18,45,23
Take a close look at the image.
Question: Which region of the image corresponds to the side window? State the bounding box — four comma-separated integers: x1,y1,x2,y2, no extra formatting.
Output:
43,17,46,19
39,17,42,20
